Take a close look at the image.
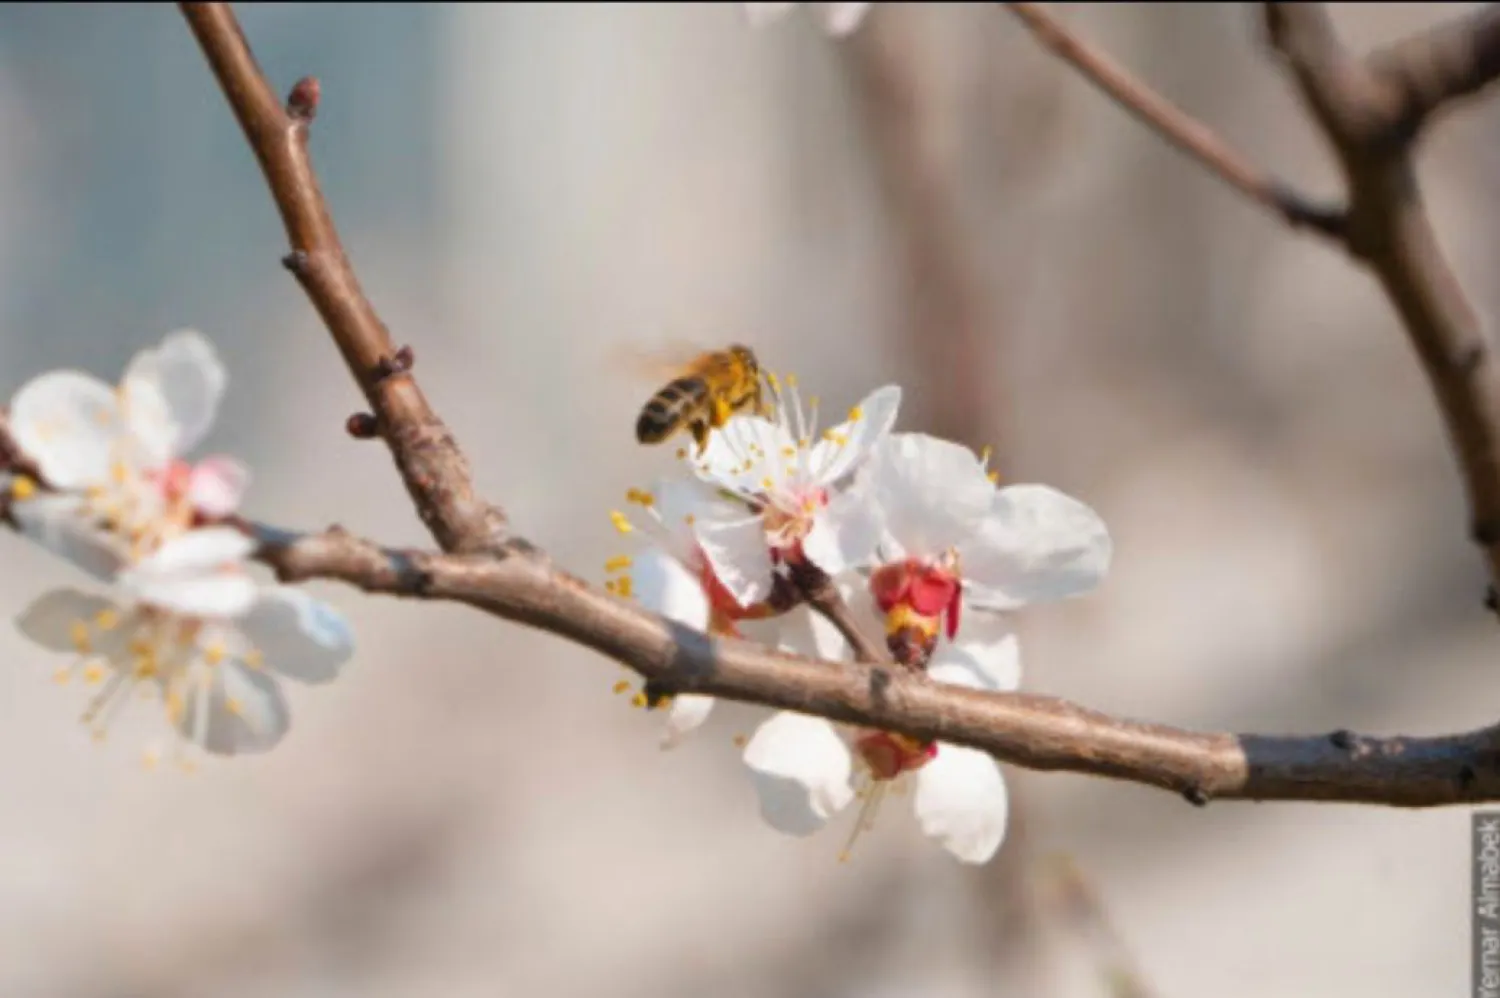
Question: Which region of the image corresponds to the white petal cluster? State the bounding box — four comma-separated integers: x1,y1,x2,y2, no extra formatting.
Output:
616,362,1112,867
3,330,353,765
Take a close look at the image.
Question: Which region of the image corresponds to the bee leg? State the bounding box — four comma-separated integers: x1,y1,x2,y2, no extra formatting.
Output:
752,383,770,419
710,396,733,429
690,420,711,456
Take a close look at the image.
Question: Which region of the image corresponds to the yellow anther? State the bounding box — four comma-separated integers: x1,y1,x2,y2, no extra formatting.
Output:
141,748,160,770
202,642,227,666
165,692,185,722
9,476,35,500
884,604,940,639
627,488,656,507
809,396,820,409
732,734,748,748
761,477,774,490
243,649,264,671
82,663,106,685
129,637,153,658
615,575,634,599
612,680,631,695
604,555,633,573
766,372,781,390
675,447,688,459
109,461,128,485
822,430,848,446
69,621,91,653
52,666,71,685
630,692,648,709
133,659,157,680
94,609,120,630
785,373,798,388
684,513,696,526
987,470,1000,484
609,510,634,535
225,697,244,717
604,579,619,594
782,445,797,458
799,437,810,448
847,405,863,422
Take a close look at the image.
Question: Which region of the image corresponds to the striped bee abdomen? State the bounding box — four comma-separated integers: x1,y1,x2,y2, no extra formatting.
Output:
635,376,710,444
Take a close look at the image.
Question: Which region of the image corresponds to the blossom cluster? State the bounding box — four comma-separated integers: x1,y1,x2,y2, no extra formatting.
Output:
2,330,353,768
609,370,1111,865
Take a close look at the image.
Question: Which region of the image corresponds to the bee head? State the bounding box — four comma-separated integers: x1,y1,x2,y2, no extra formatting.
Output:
728,343,759,373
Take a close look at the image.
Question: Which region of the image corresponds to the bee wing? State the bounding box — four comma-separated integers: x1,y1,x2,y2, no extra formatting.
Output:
604,340,712,382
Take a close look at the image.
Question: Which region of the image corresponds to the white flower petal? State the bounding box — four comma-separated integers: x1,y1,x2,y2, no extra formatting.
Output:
912,744,1009,864
239,587,354,684
122,329,227,458
122,569,258,619
807,385,901,487
801,486,884,575
693,512,774,608
14,588,118,651
646,476,733,554
131,526,254,575
695,415,795,495
742,711,855,836
119,529,258,618
660,694,715,750
927,608,1022,692
178,662,290,756
9,370,121,488
11,495,126,582
743,2,796,28
632,547,710,629
959,484,1112,610
819,1,873,35
869,432,994,559
187,455,250,518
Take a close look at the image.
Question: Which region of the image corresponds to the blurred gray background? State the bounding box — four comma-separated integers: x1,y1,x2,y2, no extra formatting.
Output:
0,2,1493,995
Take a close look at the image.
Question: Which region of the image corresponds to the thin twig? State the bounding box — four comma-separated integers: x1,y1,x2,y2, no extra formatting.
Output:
788,559,889,663
1045,855,1158,998
1262,2,1500,615
1002,1,1345,237
178,2,506,555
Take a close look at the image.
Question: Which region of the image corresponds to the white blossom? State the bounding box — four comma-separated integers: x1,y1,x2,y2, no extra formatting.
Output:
605,477,786,748
685,379,898,608
743,2,874,36
863,432,1111,661
6,329,249,577
741,596,1015,864
14,526,353,764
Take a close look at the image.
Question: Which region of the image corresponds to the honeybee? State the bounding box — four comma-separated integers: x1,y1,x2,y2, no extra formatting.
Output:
633,344,767,455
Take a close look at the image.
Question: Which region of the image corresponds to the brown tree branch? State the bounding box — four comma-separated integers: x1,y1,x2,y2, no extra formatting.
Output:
1370,2,1500,137
244,521,1500,807
1001,2,1346,237
1262,2,1500,611
178,2,506,556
